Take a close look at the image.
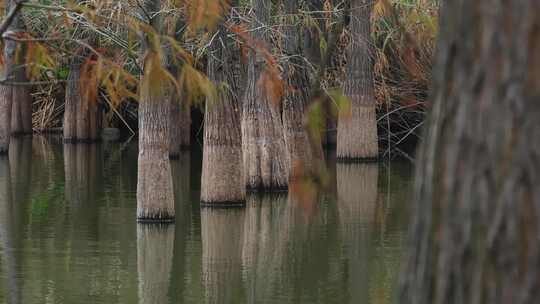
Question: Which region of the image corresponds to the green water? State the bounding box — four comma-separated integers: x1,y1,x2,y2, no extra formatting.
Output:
0,137,413,304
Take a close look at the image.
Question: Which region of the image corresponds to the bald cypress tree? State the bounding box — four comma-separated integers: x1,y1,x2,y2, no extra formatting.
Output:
241,0,290,191
136,0,175,222
201,4,245,205
337,0,378,161
399,1,540,303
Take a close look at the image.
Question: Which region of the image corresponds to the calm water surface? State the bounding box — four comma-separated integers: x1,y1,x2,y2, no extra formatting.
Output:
0,137,413,304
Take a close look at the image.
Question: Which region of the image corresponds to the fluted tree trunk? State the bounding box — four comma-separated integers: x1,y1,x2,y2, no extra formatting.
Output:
201,4,245,206
137,0,175,222
242,0,289,191
8,0,32,137
399,1,540,304
0,0,25,153
169,100,190,158
337,0,378,161
282,0,321,180
168,20,191,158
63,9,101,143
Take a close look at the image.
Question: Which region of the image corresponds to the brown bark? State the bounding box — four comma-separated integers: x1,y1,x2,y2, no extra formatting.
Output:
0,0,22,153
63,60,102,143
242,0,290,191
137,224,174,304
303,0,325,69
137,0,175,222
201,209,245,303
63,64,80,142
282,0,321,181
201,7,245,205
399,1,540,304
9,1,32,137
169,99,191,158
337,0,378,161
11,84,32,136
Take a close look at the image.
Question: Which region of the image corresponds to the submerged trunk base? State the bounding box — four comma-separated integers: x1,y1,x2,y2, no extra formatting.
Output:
137,156,175,222
337,105,379,162
201,145,245,205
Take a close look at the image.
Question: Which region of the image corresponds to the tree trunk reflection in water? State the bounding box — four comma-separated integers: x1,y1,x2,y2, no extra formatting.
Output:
201,209,245,304
137,224,175,304
0,157,20,304
337,163,379,303
9,138,32,207
242,194,289,302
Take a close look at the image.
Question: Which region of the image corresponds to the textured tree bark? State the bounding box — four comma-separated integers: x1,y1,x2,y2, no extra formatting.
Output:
399,2,540,304
9,0,32,137
136,0,175,222
168,99,190,158
201,209,245,303
11,83,32,136
242,0,290,191
63,64,80,142
0,63,13,154
137,224,174,304
201,5,245,205
337,0,378,161
282,0,321,181
303,0,325,69
63,60,101,142
0,0,21,153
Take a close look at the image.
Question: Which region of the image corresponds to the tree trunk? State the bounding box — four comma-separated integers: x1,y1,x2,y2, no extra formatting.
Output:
242,0,290,191
0,61,13,154
303,0,325,70
399,1,540,304
0,0,22,153
282,0,321,181
63,63,80,142
201,6,245,205
11,83,32,136
137,224,174,304
201,209,245,303
9,1,32,137
169,99,190,158
337,0,378,161
137,0,175,222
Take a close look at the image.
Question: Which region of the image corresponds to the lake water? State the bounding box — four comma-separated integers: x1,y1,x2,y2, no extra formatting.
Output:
0,137,413,304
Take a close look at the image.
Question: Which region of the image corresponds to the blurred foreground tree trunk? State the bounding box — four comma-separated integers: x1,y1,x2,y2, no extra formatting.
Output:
241,0,289,191
337,0,378,161
399,1,540,304
201,3,246,205
136,0,175,222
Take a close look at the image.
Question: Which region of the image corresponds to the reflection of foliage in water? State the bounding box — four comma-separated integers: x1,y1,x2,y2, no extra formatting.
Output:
30,183,65,219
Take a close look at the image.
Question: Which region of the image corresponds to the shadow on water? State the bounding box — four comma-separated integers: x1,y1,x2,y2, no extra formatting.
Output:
0,140,413,304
